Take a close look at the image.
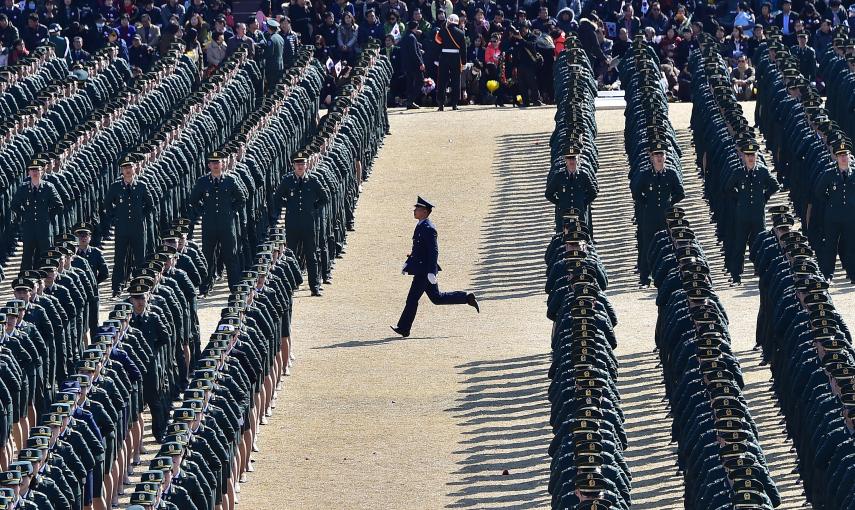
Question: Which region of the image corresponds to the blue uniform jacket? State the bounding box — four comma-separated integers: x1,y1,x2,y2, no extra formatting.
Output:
404,219,441,276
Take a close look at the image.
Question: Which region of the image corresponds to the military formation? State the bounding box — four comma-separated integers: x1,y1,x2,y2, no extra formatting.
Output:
750,205,855,510
620,38,686,289
650,207,783,509
689,37,780,285
0,16,393,510
1,45,133,275
755,25,855,283
544,43,630,510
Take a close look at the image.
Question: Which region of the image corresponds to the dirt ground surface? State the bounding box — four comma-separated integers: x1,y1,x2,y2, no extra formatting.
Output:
86,101,852,509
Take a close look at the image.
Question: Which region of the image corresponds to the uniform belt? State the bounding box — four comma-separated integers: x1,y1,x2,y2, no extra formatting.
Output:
441,49,459,53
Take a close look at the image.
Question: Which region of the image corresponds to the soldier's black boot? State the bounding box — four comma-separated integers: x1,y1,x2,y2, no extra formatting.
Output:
311,288,322,297
390,326,410,338
466,293,480,313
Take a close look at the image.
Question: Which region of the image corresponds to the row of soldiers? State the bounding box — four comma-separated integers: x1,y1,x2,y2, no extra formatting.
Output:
0,36,336,510
124,224,304,510
543,47,630,510
544,35,600,236
689,37,780,285
754,25,855,283
0,215,205,510
619,37,686,289
1,45,134,275
274,42,391,296
749,205,855,510
649,206,781,509
0,55,333,509
820,27,855,146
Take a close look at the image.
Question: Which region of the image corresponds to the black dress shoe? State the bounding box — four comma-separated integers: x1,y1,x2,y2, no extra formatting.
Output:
467,293,480,313
390,326,410,337
451,105,459,110
406,104,421,110
311,288,323,297
323,278,332,285
437,105,444,111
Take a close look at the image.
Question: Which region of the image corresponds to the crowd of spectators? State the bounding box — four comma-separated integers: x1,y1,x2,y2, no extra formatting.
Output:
0,0,854,104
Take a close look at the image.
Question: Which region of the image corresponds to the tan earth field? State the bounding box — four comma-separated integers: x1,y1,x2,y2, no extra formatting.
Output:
5,101,841,510
223,102,855,510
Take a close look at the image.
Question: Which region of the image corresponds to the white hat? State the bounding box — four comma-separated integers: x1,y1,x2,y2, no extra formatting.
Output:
447,14,459,24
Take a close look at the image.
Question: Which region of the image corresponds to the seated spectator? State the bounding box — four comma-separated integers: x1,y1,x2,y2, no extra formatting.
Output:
117,13,136,45
642,1,669,35
848,4,855,29
7,37,26,64
733,2,755,30
659,26,680,60
713,24,726,48
757,2,774,29
107,27,128,60
661,57,679,99
489,9,507,35
555,7,574,33
485,32,501,64
618,4,641,38
731,54,755,100
314,33,332,62
330,0,355,23
723,25,747,65
673,25,695,68
56,0,80,28
128,33,155,71
318,11,338,50
100,0,119,24
672,4,689,33
411,8,431,34
139,13,160,47
186,13,210,45
384,10,404,42
745,23,764,59
162,0,185,27
68,34,90,62
185,0,209,23
338,11,358,62
38,0,58,25
225,21,253,55
0,14,18,48
531,5,555,32
205,29,227,66
612,26,630,59
380,0,408,22
800,3,821,32
21,13,47,51
358,8,383,49
137,0,161,25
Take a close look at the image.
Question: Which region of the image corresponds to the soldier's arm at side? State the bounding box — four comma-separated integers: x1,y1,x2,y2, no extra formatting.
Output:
544,172,560,204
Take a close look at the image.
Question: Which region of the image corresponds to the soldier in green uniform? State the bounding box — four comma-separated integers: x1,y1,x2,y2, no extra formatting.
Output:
273,152,330,296
723,141,779,284
814,141,855,281
630,142,685,288
103,156,156,297
189,152,249,295
545,145,599,232
10,162,63,270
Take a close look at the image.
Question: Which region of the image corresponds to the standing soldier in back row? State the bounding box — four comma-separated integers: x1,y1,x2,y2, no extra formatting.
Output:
189,152,248,295
724,141,778,285
10,162,64,270
274,152,329,296
545,145,598,232
631,141,685,288
103,156,156,298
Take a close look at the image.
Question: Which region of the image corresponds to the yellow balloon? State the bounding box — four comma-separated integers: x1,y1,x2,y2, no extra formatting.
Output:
486,79,499,93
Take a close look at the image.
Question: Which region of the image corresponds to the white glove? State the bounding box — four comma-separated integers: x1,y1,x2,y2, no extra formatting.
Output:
427,273,437,285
